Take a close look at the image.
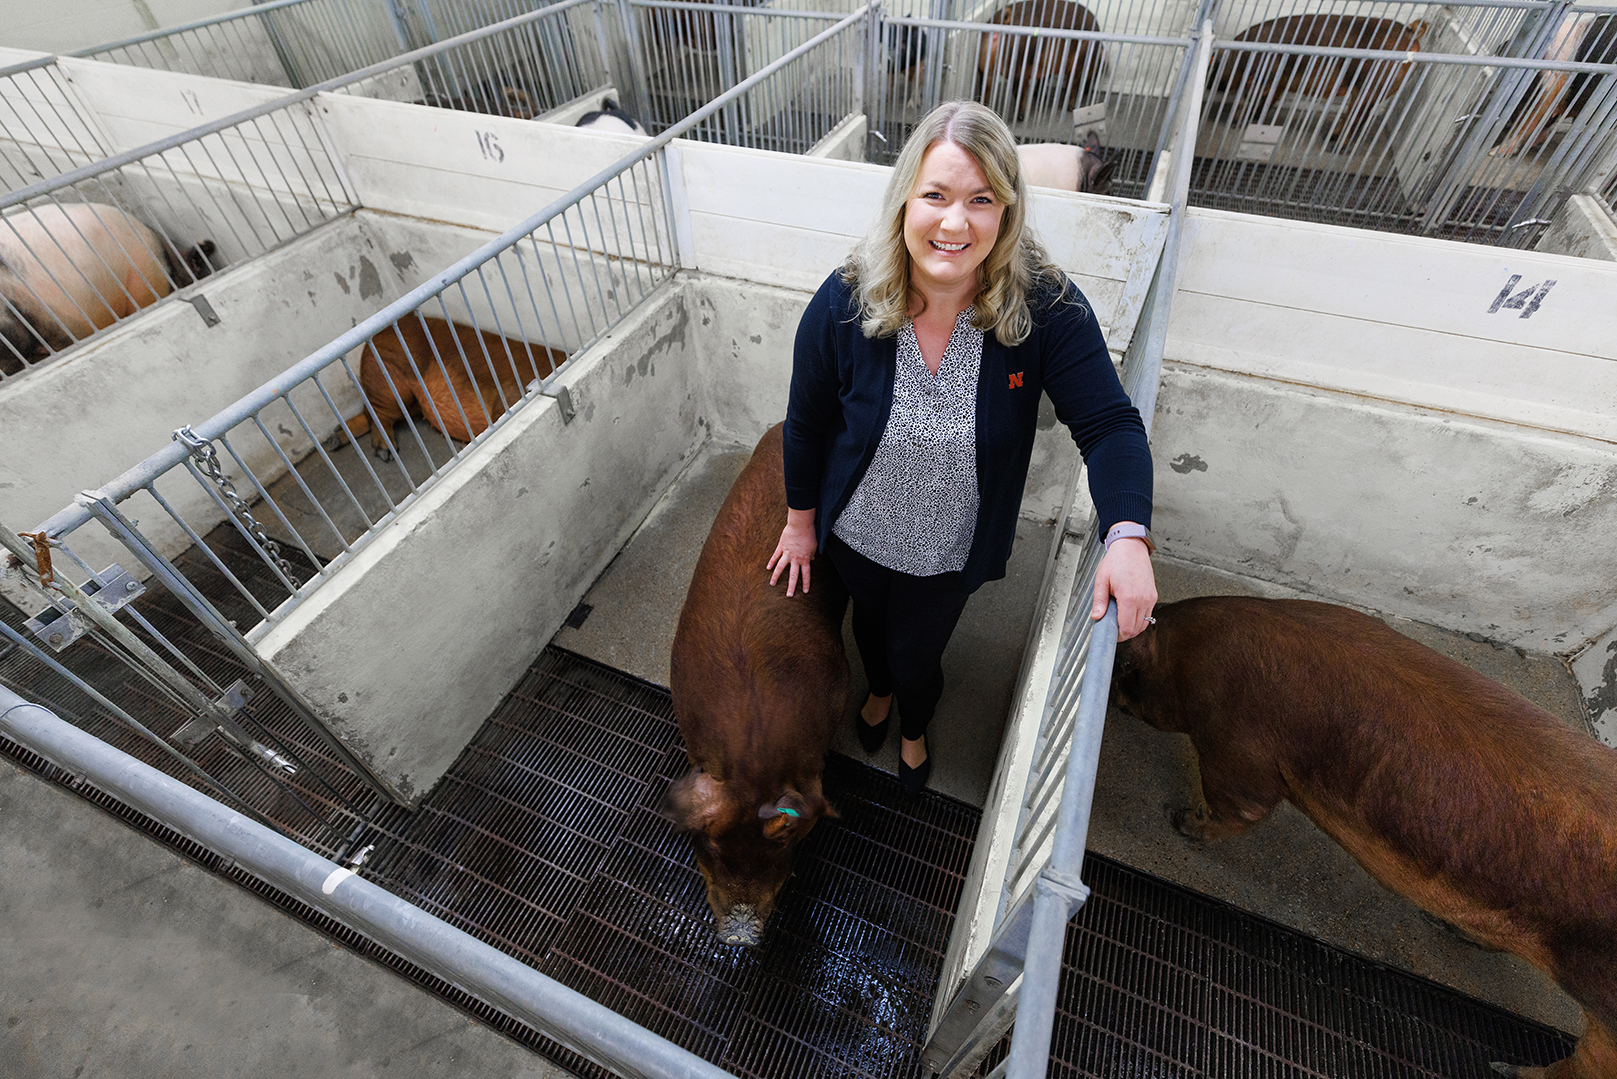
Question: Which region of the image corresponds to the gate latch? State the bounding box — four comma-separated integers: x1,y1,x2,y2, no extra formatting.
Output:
171,679,299,776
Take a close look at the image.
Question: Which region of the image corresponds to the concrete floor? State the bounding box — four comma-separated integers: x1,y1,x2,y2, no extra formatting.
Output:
555,436,1588,1037
0,759,574,1079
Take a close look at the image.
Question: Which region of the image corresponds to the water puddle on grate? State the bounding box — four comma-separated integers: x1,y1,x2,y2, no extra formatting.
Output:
7,628,1576,1078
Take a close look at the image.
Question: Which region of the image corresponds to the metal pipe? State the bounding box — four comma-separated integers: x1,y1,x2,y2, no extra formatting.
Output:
0,686,733,1079
0,55,61,78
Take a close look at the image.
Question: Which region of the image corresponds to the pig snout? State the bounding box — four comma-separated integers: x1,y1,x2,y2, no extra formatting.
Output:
715,903,764,947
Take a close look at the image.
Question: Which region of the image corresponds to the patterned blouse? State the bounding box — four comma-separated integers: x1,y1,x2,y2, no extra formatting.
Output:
832,306,983,576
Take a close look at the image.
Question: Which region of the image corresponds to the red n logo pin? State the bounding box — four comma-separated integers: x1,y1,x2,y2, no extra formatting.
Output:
1008,371,1024,389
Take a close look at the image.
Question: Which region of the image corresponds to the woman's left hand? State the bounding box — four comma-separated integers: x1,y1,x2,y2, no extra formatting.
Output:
1092,535,1158,640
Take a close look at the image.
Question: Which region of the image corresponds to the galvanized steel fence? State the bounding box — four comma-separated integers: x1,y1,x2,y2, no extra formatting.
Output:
71,0,407,88
8,8,867,852
67,0,588,89
63,0,1617,243
0,90,349,378
0,56,114,192
1190,3,1617,243
618,0,867,146
0,1,617,379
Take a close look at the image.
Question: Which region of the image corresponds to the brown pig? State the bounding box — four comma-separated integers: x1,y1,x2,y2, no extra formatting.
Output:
348,314,564,461
663,422,850,947
1110,596,1617,1079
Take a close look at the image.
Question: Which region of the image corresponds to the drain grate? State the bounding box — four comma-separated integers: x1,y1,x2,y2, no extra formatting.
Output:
1042,855,1576,1079
354,648,1573,1079
5,633,1578,1078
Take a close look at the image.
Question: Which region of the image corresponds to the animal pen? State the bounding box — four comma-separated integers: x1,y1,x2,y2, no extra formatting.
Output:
2,0,1616,1077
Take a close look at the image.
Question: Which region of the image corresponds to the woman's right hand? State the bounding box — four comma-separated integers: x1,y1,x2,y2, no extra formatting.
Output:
768,508,818,597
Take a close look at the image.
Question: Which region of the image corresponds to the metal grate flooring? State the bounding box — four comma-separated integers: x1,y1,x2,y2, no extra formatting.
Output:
352,646,978,1078
3,627,1578,1077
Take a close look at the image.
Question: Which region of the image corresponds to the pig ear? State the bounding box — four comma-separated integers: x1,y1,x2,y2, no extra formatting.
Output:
1081,129,1102,153
659,770,724,833
759,791,837,839
758,792,808,839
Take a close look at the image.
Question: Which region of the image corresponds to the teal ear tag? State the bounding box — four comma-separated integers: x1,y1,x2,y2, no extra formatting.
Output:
777,807,801,818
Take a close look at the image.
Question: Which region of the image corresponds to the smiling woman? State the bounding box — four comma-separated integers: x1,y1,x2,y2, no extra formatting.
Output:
768,100,1158,795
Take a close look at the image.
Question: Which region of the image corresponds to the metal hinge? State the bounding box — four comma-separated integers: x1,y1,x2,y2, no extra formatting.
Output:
545,383,577,423
23,564,146,651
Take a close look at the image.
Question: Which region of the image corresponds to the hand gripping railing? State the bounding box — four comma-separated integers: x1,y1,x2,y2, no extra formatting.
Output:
921,19,1210,1078
0,683,733,1079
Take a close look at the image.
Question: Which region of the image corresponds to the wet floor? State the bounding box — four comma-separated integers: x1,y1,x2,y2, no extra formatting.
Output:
346,645,1573,1079
353,646,978,1078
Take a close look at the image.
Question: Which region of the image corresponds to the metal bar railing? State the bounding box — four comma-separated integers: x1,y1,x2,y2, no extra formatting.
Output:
0,512,394,837
0,104,347,378
0,684,733,1079
0,0,618,379
866,11,1195,200
73,0,411,87
1191,28,1617,246
31,3,869,648
16,0,604,209
0,56,115,193
626,0,865,151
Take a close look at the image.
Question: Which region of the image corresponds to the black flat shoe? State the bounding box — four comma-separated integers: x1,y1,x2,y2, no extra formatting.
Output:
856,711,890,755
898,751,932,795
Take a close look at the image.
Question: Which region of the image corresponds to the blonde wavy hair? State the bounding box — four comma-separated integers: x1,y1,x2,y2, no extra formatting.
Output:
844,101,1066,346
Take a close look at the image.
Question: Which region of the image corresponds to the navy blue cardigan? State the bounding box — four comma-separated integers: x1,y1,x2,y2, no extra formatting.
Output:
783,270,1153,593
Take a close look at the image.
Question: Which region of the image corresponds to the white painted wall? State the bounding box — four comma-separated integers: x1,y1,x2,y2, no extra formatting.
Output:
1168,209,1617,444
53,56,295,150
1157,207,1617,662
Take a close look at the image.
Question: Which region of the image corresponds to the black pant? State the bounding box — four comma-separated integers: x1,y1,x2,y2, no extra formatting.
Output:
826,534,972,741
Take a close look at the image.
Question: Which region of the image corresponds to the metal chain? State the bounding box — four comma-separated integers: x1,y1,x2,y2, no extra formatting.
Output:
173,427,302,587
